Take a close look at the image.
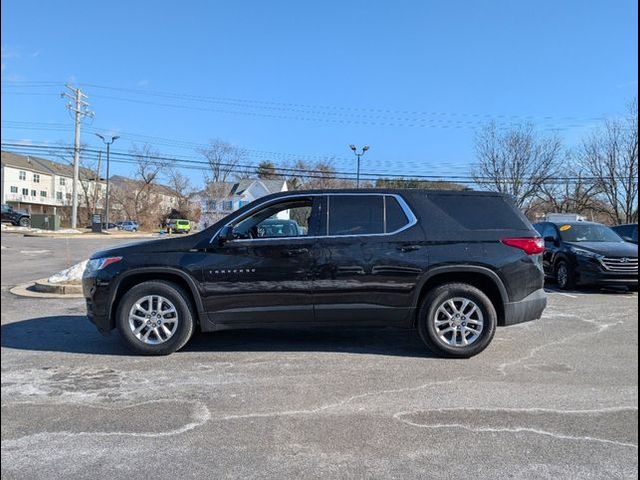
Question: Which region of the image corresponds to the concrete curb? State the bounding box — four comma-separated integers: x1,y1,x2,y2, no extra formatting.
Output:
9,279,84,299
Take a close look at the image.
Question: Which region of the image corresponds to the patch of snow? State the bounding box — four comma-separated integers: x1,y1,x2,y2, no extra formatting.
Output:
48,260,88,284
1,224,81,234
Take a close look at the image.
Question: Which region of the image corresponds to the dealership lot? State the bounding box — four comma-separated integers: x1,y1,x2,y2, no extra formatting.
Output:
1,234,638,479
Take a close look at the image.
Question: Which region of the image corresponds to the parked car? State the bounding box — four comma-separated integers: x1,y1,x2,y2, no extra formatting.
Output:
84,189,547,357
120,221,139,232
166,219,191,234
534,221,638,290
255,218,305,238
611,223,638,245
1,204,31,227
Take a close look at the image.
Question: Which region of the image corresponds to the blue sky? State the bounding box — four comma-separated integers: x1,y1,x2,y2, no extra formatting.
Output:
1,0,637,186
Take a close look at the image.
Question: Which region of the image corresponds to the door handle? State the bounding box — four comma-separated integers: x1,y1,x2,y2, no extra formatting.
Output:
397,245,421,252
283,248,309,257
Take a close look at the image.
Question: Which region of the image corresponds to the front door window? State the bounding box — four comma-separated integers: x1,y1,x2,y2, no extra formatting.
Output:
232,198,313,240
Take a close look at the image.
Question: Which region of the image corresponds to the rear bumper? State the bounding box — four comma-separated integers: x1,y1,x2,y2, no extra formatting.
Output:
502,288,547,326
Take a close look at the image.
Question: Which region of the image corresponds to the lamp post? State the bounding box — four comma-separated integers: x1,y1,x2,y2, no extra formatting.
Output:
349,144,369,188
95,134,119,227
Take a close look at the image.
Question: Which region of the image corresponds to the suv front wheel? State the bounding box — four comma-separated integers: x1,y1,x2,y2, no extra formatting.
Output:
418,283,497,358
116,280,195,355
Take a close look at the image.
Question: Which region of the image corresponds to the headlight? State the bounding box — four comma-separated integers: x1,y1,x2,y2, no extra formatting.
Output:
569,247,603,260
84,256,123,275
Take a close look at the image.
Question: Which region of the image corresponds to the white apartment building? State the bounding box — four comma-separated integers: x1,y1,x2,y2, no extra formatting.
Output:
1,151,105,214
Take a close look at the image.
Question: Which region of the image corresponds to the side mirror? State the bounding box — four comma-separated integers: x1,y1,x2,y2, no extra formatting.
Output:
622,236,634,243
217,225,235,245
544,235,557,244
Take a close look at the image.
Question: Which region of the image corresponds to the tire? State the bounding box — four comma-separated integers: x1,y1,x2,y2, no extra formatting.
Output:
18,217,30,227
555,260,575,290
417,283,497,358
116,280,196,355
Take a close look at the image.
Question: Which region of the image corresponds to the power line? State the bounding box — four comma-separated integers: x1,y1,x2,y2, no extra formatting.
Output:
3,142,636,186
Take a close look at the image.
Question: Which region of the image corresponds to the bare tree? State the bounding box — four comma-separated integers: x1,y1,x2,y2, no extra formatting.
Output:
472,123,563,210
256,160,281,179
579,99,638,224
198,139,246,183
531,151,599,217
110,144,170,228
285,159,354,190
166,167,198,219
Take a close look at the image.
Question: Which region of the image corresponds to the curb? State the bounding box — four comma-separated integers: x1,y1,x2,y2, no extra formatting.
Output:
9,279,84,299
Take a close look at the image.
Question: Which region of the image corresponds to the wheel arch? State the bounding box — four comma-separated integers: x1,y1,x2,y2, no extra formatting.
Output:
109,268,205,331
413,266,508,326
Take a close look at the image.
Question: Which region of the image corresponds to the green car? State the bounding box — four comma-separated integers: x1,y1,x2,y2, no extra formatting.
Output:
167,219,191,234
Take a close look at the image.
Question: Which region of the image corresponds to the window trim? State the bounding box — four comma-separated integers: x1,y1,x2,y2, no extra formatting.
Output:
210,193,417,244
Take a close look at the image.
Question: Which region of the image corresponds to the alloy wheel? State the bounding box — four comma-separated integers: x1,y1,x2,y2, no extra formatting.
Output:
433,297,484,347
128,295,179,345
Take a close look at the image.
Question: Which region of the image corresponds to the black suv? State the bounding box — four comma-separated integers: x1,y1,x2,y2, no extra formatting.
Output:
1,204,31,227
84,190,547,357
534,221,638,290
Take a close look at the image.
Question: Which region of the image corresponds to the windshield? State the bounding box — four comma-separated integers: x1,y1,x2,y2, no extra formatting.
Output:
559,224,624,243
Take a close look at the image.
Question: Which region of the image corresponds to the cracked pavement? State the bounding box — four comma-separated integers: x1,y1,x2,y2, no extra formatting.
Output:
1,234,638,479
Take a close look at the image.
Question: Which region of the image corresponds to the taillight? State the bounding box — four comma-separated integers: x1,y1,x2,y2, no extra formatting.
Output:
501,237,545,255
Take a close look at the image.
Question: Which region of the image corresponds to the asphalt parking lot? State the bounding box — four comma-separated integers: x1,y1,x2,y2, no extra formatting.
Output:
1,233,638,480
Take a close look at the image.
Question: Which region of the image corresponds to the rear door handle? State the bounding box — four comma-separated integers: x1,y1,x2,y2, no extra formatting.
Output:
397,245,421,252
283,248,309,257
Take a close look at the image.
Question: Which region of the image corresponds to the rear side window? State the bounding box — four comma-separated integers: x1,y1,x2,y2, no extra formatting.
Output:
428,194,528,230
385,196,410,232
328,195,384,235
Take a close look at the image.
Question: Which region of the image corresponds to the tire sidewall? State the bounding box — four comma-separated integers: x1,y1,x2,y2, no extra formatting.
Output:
116,281,194,355
556,260,571,289
419,284,497,358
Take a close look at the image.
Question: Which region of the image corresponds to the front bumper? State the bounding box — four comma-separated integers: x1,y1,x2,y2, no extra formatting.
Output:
83,275,113,335
574,257,638,287
502,288,547,326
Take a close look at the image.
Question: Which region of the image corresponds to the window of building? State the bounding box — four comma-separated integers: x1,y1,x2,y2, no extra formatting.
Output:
328,195,384,236
33,173,40,183
56,192,63,200
22,188,29,196
66,193,72,201
10,186,18,193
40,191,47,198
59,177,66,186
31,190,37,197
19,171,26,181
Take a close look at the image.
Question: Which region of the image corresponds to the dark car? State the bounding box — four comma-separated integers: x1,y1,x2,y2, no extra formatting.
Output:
611,223,638,245
84,189,547,357
534,221,638,290
1,204,31,227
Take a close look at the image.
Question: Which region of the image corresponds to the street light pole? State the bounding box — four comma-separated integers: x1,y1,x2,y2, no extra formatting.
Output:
95,134,119,227
349,145,369,188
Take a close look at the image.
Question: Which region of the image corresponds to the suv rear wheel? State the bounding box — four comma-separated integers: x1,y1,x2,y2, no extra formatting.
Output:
418,283,497,358
116,280,195,355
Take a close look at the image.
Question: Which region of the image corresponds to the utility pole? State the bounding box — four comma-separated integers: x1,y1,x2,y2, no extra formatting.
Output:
349,145,370,188
61,85,93,228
